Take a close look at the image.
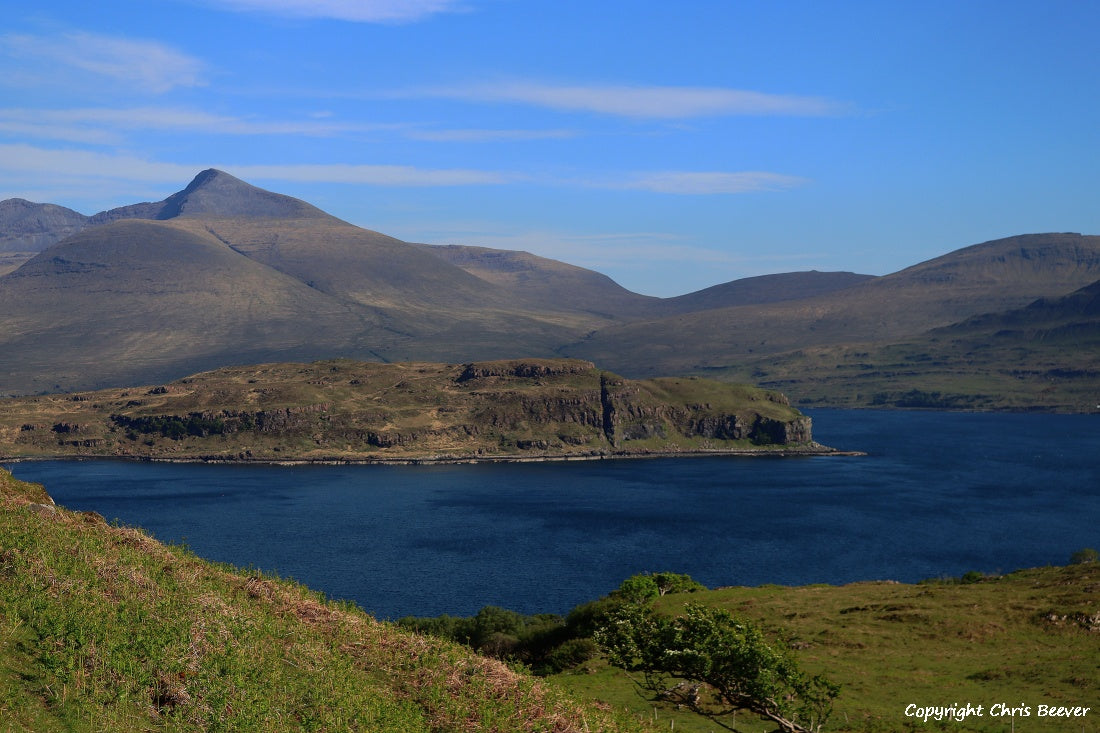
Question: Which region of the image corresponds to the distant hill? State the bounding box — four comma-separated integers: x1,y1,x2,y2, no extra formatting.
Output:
708,278,1100,411
562,233,1100,378
1,170,1097,409
0,198,89,253
661,270,874,314
0,199,91,276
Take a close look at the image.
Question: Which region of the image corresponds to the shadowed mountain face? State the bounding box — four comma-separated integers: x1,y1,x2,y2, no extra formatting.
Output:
1,170,1097,408
561,233,1100,377
0,199,89,253
0,219,386,393
412,243,667,319
0,199,91,276
720,277,1100,412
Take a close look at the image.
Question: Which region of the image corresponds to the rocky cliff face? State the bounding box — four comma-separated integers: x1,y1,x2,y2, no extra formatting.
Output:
0,358,827,461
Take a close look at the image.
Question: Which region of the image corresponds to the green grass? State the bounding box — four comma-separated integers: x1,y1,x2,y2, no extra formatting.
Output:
553,569,1100,732
0,469,653,733
8,462,1095,732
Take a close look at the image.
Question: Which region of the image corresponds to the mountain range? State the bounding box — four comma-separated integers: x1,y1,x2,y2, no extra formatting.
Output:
2,169,1098,410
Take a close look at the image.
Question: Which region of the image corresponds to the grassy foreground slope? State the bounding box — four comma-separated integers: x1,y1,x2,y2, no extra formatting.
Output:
555,568,1100,733
0,469,651,733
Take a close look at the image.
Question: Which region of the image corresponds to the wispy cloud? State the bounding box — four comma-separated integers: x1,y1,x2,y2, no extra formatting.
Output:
0,144,513,192
620,171,809,195
204,0,466,23
0,32,206,93
405,127,577,142
0,144,805,208
0,106,577,147
230,163,511,186
408,81,847,119
0,107,399,144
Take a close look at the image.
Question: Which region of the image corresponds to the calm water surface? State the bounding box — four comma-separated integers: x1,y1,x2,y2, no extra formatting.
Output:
9,410,1099,619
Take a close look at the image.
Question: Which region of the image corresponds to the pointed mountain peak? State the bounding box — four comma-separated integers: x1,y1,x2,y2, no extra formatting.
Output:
156,169,335,220
91,170,340,224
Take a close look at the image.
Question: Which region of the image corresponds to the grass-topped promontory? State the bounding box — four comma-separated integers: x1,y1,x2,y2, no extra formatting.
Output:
0,468,652,732
0,358,838,463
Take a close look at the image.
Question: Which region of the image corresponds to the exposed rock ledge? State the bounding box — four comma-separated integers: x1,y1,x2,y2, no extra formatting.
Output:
0,358,862,462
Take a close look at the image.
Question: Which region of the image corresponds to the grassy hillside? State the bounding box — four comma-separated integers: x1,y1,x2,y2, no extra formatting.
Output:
0,468,652,732
0,358,828,462
553,565,1100,732
3,467,1096,732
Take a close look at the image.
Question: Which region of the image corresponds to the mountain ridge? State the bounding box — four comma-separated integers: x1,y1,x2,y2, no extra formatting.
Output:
1,170,1097,408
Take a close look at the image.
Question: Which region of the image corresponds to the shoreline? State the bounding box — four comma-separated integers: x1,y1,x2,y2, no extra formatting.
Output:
1,444,865,467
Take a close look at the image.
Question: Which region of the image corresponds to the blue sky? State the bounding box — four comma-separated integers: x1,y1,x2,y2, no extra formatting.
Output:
2,0,1098,296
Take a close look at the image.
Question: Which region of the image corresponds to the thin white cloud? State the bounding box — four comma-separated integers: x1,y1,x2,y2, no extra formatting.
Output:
205,0,466,23
230,163,511,186
621,171,809,195
0,107,399,143
416,227,727,266
0,145,193,181
0,144,513,192
406,127,577,142
409,81,847,119
0,107,578,146
0,145,805,206
0,32,206,93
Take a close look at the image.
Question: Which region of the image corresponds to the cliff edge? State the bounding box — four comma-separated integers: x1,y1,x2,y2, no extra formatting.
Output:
0,358,842,462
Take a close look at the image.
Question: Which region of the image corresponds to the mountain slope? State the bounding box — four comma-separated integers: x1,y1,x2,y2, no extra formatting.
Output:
0,219,391,393
2,171,1098,408
712,278,1100,411
0,198,89,253
414,243,667,320
0,199,91,276
660,270,874,314
0,172,641,394
563,233,1100,377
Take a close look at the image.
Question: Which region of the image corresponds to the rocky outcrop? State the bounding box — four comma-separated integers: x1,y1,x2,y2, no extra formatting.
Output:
0,358,828,461
458,359,597,382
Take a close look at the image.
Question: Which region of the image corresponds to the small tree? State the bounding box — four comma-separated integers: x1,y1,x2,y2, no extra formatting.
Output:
613,572,706,603
596,602,838,733
650,571,706,596
1070,547,1099,564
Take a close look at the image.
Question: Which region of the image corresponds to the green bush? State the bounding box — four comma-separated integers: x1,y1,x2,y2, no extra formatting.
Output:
1070,547,1099,564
